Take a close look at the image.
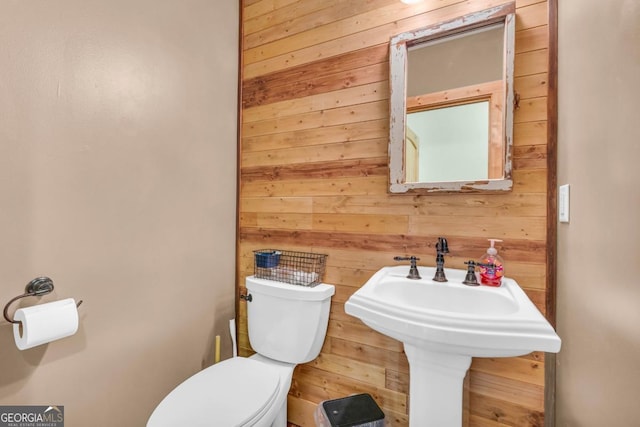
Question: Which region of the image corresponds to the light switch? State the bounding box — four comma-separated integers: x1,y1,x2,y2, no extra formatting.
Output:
559,184,570,223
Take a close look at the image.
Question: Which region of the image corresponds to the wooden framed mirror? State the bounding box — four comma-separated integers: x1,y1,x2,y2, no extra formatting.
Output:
388,3,516,193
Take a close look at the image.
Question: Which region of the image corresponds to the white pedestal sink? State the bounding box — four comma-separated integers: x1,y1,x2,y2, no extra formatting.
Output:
344,266,561,427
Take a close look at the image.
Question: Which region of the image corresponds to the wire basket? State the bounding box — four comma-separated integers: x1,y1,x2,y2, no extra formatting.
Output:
253,249,327,287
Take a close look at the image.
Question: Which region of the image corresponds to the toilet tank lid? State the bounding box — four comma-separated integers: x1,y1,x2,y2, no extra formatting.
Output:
246,276,335,301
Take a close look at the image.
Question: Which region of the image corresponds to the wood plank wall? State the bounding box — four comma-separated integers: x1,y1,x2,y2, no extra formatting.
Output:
237,0,553,425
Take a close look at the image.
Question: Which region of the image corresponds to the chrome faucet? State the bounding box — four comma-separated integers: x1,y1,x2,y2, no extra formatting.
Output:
433,237,449,282
394,256,421,279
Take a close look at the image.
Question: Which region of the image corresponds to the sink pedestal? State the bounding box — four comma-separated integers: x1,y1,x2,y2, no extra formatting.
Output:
404,344,472,427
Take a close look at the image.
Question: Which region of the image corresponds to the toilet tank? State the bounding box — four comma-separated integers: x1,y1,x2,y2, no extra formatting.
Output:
245,276,335,364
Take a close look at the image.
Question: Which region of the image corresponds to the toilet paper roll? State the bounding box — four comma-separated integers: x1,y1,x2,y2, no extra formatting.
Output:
13,298,79,350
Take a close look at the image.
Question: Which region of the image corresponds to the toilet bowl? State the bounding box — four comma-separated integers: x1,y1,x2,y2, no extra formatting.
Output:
147,355,293,427
148,276,335,427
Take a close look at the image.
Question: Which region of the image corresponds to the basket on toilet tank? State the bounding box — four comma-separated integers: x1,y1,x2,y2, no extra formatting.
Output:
254,249,327,287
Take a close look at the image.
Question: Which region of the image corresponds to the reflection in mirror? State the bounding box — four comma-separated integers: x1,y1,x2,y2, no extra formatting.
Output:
407,101,490,182
388,3,516,193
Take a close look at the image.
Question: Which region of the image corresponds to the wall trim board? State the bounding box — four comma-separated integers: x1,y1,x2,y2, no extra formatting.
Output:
544,1,558,426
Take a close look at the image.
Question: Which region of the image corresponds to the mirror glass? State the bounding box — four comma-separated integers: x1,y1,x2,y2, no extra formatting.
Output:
389,4,516,193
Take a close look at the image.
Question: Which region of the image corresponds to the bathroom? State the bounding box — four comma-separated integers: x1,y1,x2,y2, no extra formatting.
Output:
0,0,638,426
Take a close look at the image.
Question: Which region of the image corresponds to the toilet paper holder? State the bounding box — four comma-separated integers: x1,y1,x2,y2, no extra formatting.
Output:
3,277,83,325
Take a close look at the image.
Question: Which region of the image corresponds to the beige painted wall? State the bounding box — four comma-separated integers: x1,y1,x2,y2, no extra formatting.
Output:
557,0,640,425
0,1,238,425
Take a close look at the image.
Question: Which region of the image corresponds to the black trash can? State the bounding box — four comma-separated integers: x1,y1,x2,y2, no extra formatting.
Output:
314,393,386,427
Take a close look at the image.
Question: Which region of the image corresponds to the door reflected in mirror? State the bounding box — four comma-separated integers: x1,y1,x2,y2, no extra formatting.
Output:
388,3,516,193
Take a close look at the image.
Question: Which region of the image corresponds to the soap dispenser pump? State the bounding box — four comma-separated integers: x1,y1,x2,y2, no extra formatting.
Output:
477,239,504,287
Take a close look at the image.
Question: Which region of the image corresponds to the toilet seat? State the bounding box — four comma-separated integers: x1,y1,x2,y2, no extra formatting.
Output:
147,357,281,427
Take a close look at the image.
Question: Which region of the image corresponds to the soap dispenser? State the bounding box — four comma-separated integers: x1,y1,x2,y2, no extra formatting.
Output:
477,239,504,287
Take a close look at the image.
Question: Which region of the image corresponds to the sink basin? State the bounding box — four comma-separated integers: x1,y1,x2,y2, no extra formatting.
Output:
372,272,518,316
345,265,560,357
344,265,561,426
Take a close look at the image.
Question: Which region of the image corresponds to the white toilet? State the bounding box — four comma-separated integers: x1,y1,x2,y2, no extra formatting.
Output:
147,276,335,427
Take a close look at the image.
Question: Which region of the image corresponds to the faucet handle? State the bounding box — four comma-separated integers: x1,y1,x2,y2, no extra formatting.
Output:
394,255,420,263
462,260,479,286
394,256,421,280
